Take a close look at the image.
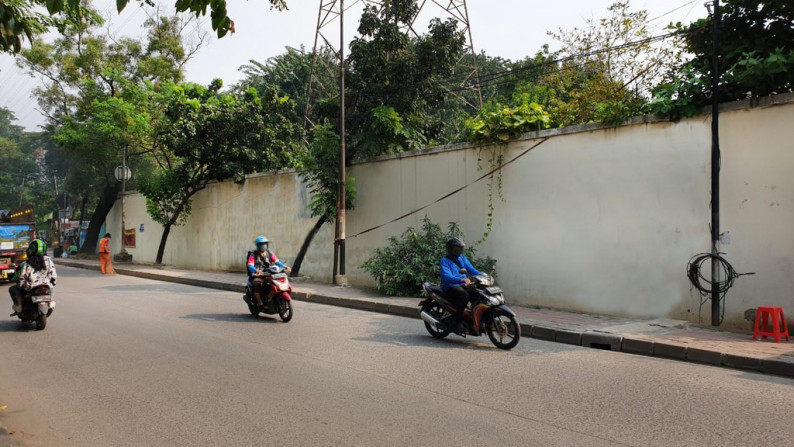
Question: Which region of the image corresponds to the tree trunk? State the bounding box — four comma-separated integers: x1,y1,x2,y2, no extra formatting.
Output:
155,221,172,264
80,184,120,254
154,199,190,264
290,214,328,277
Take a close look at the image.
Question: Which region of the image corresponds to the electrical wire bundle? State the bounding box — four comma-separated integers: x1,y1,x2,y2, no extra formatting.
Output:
686,252,754,324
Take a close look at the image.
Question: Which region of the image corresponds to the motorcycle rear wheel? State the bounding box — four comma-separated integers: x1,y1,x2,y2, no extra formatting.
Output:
423,303,450,339
277,299,293,322
247,303,260,315
35,313,47,331
486,312,520,350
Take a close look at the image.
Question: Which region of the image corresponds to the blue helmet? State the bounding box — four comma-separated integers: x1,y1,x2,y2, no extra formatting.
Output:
255,236,269,251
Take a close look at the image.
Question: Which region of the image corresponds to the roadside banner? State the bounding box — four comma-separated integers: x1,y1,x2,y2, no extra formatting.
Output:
123,228,136,248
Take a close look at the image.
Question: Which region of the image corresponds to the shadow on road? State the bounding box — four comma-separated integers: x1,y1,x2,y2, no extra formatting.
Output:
0,319,34,333
180,312,282,324
350,316,555,355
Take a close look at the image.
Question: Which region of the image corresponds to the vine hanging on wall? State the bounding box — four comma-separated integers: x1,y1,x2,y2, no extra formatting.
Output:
466,101,552,243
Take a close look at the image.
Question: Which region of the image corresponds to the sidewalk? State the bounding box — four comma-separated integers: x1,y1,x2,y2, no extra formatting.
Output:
55,258,794,379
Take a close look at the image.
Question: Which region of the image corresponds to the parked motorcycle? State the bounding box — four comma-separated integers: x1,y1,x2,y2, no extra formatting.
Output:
420,269,521,350
243,265,293,322
13,285,56,330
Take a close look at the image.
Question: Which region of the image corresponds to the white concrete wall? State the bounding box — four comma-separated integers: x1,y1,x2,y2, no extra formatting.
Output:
719,99,794,327
106,94,794,327
346,118,711,322
106,171,336,282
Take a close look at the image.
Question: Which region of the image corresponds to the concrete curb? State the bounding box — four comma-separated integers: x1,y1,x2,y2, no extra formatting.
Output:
58,260,794,379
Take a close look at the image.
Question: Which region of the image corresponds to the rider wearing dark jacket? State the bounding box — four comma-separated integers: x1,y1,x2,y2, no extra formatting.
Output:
440,237,481,334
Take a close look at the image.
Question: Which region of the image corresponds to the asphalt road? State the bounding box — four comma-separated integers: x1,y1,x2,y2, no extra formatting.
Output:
0,266,792,447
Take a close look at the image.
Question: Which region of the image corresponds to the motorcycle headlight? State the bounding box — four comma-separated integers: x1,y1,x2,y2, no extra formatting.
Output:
487,294,503,306
475,274,493,287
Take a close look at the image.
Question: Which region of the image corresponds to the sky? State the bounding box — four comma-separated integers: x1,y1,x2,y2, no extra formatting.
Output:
0,0,705,131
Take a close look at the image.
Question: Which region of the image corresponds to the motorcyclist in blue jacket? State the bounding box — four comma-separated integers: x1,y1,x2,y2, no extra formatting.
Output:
440,237,482,334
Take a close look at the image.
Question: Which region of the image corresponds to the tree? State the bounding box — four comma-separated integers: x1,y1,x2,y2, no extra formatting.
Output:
290,125,355,277
0,0,57,53
140,80,302,264
342,0,466,160
1,0,287,54
0,108,58,224
271,0,468,275
17,8,202,252
651,0,794,119
544,1,683,125
236,45,333,128
53,79,156,251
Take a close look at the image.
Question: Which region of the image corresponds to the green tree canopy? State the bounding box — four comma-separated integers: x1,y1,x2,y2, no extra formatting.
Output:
2,0,287,54
140,80,303,263
651,0,794,119
17,8,199,252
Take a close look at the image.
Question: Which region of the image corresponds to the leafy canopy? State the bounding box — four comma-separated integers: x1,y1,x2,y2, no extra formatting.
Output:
651,0,794,119
1,0,287,54
140,80,303,263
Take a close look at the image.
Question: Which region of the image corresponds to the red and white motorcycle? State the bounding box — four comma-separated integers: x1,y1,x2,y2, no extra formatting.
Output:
243,265,293,322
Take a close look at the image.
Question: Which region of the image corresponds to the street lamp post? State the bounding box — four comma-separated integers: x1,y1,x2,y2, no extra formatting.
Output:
114,147,132,262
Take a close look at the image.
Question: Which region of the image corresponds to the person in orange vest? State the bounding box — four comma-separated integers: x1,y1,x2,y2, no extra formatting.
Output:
99,233,114,274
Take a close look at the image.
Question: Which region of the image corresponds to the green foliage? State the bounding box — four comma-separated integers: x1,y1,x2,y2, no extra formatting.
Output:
0,107,58,217
2,0,286,54
300,124,356,221
361,216,496,297
648,66,707,120
338,0,466,160
651,0,794,119
141,80,303,262
465,100,552,143
0,0,61,53
16,8,197,251
237,45,328,126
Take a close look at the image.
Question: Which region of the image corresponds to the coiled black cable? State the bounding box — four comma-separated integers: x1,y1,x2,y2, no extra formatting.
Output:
687,252,754,324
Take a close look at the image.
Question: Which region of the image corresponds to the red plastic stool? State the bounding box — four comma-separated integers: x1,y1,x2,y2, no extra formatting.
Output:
753,307,790,343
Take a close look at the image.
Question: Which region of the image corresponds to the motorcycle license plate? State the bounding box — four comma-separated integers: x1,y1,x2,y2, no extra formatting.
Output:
32,295,53,303
485,286,503,294
272,273,287,279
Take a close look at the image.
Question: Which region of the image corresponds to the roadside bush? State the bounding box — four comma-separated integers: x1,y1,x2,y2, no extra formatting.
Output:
360,216,496,297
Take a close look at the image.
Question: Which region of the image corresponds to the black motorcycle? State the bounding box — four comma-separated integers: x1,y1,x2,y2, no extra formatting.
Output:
420,269,521,350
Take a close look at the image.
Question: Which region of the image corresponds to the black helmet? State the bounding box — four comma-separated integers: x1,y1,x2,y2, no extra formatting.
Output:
446,237,465,257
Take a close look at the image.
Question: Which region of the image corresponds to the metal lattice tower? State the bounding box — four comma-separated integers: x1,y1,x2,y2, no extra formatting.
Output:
304,0,483,129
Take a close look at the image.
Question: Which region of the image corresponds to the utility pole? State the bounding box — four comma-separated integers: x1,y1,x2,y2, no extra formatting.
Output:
709,0,722,326
335,0,348,286
18,175,26,207
306,0,482,284
114,146,132,262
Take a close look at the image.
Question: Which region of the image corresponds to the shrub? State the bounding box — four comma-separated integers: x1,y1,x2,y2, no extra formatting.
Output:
360,216,497,297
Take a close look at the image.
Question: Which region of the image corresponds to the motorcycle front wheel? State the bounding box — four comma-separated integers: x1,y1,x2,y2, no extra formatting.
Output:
486,311,520,350
277,299,293,322
422,302,450,339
